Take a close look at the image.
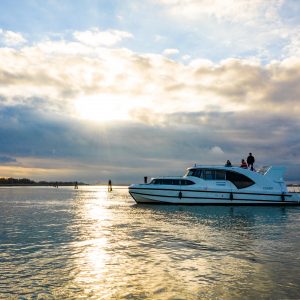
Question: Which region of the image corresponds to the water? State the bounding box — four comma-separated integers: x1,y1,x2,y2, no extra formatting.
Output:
0,186,300,300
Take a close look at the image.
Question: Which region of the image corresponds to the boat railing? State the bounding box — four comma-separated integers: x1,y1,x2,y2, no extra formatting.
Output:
192,164,269,172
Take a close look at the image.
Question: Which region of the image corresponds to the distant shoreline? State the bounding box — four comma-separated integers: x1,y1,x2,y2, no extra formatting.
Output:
0,184,129,187
0,183,88,187
0,184,298,187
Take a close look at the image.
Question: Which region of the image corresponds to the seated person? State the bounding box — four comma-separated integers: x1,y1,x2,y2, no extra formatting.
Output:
240,159,248,169
225,160,232,167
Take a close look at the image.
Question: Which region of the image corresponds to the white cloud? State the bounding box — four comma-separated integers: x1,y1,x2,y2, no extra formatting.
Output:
181,54,191,61
156,0,284,22
154,34,166,43
163,48,180,56
210,146,224,156
1,32,300,181
73,28,133,47
153,0,300,62
0,29,27,46
1,35,300,124
283,32,300,57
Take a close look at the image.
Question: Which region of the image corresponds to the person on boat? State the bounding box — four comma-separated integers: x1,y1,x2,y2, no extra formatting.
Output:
247,153,255,171
240,159,248,169
225,160,232,167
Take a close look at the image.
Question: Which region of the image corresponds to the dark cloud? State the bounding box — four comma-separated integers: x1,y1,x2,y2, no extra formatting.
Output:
0,103,300,183
0,155,16,163
1,42,300,183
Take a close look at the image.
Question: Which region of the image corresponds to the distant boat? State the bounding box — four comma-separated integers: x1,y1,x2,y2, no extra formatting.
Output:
129,165,300,205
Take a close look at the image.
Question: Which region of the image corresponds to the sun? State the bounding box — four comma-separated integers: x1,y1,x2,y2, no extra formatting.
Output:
75,94,130,122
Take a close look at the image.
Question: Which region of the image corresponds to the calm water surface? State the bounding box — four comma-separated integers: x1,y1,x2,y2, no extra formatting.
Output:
0,186,300,299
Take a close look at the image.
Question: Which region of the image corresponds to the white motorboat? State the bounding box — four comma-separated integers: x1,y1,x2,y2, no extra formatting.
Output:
129,165,300,205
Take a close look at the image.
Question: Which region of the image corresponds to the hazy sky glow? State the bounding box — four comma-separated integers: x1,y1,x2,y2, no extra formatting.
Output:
1,0,300,183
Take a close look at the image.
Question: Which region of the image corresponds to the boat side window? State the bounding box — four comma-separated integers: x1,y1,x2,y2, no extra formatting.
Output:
180,179,195,185
226,171,254,189
215,170,226,180
194,169,202,177
151,178,195,185
186,180,195,185
202,169,214,180
189,169,226,180
162,179,172,185
154,179,163,184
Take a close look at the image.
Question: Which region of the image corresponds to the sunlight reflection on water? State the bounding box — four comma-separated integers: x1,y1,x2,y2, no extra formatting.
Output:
0,186,300,299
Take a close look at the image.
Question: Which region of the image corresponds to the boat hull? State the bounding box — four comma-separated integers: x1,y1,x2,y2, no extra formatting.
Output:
129,187,300,205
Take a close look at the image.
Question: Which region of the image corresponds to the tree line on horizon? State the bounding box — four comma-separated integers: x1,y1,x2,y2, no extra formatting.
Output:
0,177,87,186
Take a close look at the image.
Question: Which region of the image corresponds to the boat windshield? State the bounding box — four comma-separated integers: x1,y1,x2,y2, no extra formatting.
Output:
257,166,271,175
185,169,226,180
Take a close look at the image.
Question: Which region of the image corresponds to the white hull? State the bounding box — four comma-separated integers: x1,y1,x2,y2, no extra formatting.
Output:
129,188,300,205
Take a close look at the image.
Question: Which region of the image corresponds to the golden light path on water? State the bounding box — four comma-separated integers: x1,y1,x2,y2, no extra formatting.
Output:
61,187,298,299
0,186,300,299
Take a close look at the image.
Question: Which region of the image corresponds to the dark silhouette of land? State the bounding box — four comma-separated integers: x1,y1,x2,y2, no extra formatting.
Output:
0,177,87,186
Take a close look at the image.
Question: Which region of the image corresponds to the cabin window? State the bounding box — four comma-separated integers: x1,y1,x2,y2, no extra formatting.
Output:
186,169,202,177
226,171,254,189
162,179,172,185
194,169,202,177
200,169,225,180
181,179,195,185
215,170,226,180
150,179,195,185
186,168,253,188
187,169,226,181
185,170,192,176
188,169,202,177
202,170,214,180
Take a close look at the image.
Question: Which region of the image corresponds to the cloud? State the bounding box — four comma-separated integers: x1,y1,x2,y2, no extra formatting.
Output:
153,0,300,60
1,37,300,118
163,48,180,56
73,28,133,47
283,32,300,57
0,155,17,163
1,38,300,121
155,0,284,22
1,33,300,182
182,54,191,61
0,29,27,46
210,146,224,156
1,102,300,182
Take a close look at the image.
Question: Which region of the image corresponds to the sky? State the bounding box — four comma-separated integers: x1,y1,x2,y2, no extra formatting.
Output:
0,0,300,184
